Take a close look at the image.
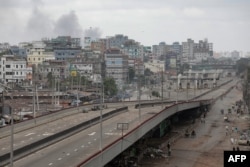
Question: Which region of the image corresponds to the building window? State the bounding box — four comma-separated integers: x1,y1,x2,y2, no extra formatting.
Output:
5,65,10,68
16,65,18,68
21,65,23,68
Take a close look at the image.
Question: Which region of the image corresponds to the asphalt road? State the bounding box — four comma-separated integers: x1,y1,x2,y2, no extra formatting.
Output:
141,79,248,167
1,77,236,167
13,105,166,167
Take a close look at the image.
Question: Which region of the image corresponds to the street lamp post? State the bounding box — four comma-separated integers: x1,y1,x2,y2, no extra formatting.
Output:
10,106,14,167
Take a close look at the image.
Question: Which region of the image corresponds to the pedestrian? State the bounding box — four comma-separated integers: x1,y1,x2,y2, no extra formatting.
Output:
233,147,235,151
237,147,240,151
167,142,171,151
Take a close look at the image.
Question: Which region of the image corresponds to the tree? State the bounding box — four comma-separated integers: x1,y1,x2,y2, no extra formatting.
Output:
144,68,153,76
103,77,118,96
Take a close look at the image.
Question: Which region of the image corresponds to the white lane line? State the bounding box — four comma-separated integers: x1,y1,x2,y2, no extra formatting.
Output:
66,153,70,156
88,132,96,136
81,145,84,148
88,142,91,144
104,132,122,136
21,141,25,143
2,147,5,150
25,133,35,137
94,138,96,141
43,132,54,136
74,149,78,152
58,157,62,161
48,163,53,166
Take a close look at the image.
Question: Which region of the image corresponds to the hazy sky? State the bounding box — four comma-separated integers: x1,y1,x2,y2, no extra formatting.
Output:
0,0,250,52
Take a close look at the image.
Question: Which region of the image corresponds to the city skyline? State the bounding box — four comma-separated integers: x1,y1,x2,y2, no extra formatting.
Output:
0,0,250,52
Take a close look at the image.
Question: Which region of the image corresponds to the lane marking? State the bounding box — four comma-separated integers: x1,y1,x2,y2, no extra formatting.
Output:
66,153,70,156
88,142,91,144
74,149,78,152
58,158,62,160
105,132,122,136
88,132,96,136
48,163,53,166
81,145,84,148
43,132,54,136
25,133,35,136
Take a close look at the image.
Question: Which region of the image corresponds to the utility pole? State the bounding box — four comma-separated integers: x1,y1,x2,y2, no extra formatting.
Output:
10,106,13,167
161,69,163,108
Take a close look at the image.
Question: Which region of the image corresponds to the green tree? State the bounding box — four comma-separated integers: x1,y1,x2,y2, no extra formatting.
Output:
144,68,153,76
103,77,118,96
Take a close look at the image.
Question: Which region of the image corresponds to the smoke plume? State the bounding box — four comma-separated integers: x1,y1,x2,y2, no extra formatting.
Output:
53,11,83,37
84,27,102,40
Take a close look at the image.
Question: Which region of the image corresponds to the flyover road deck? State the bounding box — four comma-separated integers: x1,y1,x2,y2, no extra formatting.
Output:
11,79,238,167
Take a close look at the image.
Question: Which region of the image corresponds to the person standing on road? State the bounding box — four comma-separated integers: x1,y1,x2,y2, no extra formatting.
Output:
167,142,171,156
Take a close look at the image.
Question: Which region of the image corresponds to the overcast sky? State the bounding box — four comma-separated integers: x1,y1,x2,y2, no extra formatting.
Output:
0,0,250,52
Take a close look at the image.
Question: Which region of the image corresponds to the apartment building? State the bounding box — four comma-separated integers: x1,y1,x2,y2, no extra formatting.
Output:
0,55,32,84
106,34,129,49
121,40,144,61
152,42,170,60
38,60,69,79
27,48,55,66
105,49,128,85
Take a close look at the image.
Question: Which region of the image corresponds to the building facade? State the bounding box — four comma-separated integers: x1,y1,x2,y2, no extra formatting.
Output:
0,55,32,84
104,49,128,86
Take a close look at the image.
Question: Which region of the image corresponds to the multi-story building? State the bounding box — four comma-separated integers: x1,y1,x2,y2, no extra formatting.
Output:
38,60,69,79
0,43,10,53
182,39,194,64
70,61,94,78
0,55,32,85
152,42,170,60
104,49,128,86
27,48,55,67
171,42,182,55
181,38,213,64
10,46,28,59
121,40,144,61
106,34,129,49
43,36,81,50
41,36,82,61
91,38,107,54
54,48,82,61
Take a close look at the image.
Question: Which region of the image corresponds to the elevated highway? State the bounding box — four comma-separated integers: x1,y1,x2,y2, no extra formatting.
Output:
0,78,237,167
